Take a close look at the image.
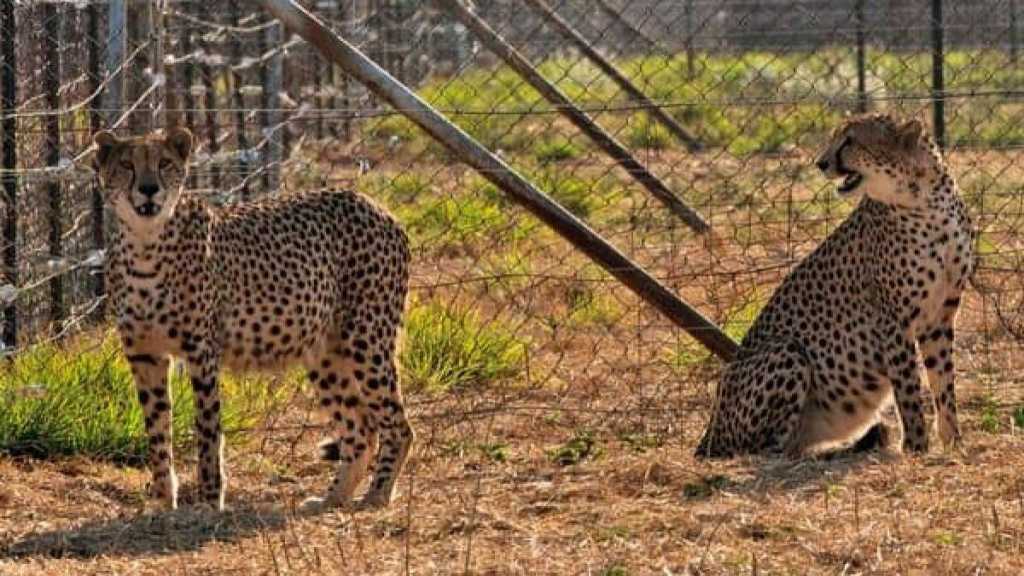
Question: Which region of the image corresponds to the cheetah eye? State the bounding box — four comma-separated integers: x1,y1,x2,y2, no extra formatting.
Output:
159,158,175,171
119,159,134,171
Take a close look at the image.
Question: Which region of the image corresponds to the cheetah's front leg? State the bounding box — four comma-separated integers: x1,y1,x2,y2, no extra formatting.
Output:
187,355,227,510
919,313,961,448
127,352,178,510
887,332,929,454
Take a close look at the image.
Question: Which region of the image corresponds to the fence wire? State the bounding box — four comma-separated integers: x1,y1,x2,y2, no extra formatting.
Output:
3,0,1024,571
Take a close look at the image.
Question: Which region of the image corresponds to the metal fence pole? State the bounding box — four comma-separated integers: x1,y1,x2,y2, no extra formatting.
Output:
229,0,251,200
256,0,740,361
0,0,16,348
264,22,284,193
42,3,64,327
104,0,125,128
931,0,945,149
1012,0,1020,64
855,0,868,113
180,3,198,191
87,1,105,317
436,0,711,234
127,0,153,132
195,2,220,191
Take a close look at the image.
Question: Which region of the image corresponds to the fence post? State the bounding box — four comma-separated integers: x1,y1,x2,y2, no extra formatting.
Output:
1012,0,1020,64
855,0,867,112
684,0,695,78
931,0,945,149
42,3,64,328
104,0,125,128
180,2,198,190
263,22,284,193
0,0,17,349
436,0,711,234
87,1,106,317
256,0,740,361
195,2,220,191
126,0,153,132
339,1,353,142
229,0,251,200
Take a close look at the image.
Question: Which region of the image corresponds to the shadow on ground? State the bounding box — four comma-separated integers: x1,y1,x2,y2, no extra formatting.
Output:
3,504,291,559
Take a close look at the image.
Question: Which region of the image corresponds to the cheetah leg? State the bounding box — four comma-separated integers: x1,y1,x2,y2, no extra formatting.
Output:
299,337,380,512
187,358,226,511
362,360,414,508
887,334,929,454
919,315,961,448
128,353,177,510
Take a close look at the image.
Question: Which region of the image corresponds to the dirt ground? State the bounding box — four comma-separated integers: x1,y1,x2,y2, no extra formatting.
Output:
1,377,1023,576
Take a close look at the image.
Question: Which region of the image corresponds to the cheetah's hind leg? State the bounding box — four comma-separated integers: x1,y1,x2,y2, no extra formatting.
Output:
696,339,813,458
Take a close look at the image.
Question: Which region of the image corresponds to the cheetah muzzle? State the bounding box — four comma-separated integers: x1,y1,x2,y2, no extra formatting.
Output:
697,114,976,459
95,127,415,513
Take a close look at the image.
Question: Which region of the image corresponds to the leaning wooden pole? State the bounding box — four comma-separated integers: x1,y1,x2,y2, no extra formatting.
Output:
255,0,738,362
523,0,701,152
434,0,710,234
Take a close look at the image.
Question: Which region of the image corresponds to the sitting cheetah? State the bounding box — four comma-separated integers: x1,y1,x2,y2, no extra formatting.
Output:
696,114,975,458
94,127,413,512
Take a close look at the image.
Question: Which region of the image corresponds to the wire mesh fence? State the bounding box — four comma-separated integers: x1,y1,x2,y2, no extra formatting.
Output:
4,0,1024,571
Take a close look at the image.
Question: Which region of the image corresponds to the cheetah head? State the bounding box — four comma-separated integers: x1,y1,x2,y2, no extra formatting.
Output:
815,114,940,209
93,127,193,240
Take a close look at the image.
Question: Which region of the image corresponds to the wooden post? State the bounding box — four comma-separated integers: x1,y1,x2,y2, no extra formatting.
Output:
42,2,64,327
523,0,701,152
255,0,739,361
0,0,17,348
436,0,710,234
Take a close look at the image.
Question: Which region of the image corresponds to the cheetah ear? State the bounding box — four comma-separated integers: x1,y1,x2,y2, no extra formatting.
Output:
93,130,121,169
897,119,924,149
164,126,193,161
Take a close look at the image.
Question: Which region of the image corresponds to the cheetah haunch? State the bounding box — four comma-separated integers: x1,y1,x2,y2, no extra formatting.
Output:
696,114,975,458
95,127,413,512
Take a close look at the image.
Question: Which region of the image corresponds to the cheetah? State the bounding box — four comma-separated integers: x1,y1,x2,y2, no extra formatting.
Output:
93,127,414,512
695,114,975,458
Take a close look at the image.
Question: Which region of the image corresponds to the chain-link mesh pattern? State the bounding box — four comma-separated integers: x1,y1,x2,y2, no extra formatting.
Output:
3,0,1024,572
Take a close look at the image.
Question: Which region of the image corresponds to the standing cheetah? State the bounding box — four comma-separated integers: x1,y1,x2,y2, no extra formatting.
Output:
696,114,975,458
94,127,413,512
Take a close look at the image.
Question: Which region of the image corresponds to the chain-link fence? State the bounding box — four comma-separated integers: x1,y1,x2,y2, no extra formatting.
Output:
4,0,1024,572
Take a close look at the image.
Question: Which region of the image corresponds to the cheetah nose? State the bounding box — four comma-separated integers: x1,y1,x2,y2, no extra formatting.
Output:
816,158,830,172
138,183,159,198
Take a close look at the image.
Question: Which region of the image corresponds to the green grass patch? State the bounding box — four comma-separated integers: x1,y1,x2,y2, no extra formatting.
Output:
625,113,673,150
0,334,291,463
548,430,600,466
533,136,583,164
400,302,528,393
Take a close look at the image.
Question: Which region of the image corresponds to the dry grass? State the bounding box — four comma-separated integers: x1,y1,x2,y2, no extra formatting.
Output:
1,379,1023,575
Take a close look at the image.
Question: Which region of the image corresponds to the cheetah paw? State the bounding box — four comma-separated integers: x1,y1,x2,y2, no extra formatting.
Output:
298,496,352,516
358,492,393,510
